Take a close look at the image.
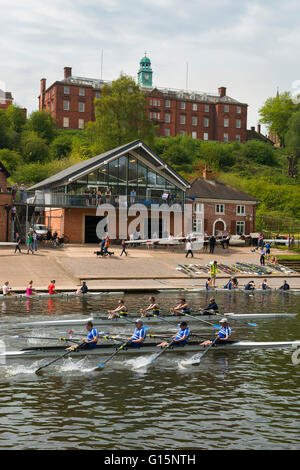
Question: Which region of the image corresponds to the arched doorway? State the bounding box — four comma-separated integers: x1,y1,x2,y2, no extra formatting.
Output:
213,218,226,236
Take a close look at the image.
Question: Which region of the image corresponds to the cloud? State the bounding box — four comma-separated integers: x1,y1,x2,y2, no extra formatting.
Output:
0,0,299,130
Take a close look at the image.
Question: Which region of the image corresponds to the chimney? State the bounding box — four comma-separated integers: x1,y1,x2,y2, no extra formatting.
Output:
40,78,46,93
218,86,226,98
251,126,255,131
257,124,261,134
203,165,208,179
40,78,46,109
64,67,72,79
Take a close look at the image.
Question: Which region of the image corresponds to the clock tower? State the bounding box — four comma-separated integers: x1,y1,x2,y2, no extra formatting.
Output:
138,53,153,88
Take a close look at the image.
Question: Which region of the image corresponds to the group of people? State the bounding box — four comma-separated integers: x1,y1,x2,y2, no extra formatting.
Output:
244,279,290,291
11,183,26,202
69,315,232,352
203,232,231,254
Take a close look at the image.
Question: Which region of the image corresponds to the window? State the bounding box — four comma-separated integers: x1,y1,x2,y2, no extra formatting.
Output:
224,105,229,112
224,118,229,127
165,113,171,123
164,128,170,137
78,118,85,129
204,118,209,127
150,112,160,120
236,119,241,128
204,104,209,112
79,102,85,112
236,205,245,215
95,91,100,99
79,88,85,96
180,115,186,125
63,101,70,111
192,131,197,139
224,133,229,142
180,130,185,137
195,202,204,213
236,134,241,143
165,99,171,108
63,117,69,128
64,86,70,94
192,116,197,126
236,221,245,235
203,132,209,141
237,106,241,113
215,204,225,214
180,102,186,109
192,103,197,111
193,218,203,234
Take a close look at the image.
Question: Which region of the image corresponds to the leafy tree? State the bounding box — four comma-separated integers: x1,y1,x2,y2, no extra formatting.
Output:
285,111,300,178
25,110,57,144
5,105,26,133
0,149,22,174
86,74,156,153
241,140,276,166
20,131,50,163
50,134,73,159
259,92,298,146
0,109,12,149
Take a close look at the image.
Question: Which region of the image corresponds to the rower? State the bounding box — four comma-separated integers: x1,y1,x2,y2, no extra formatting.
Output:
48,280,56,295
76,281,88,295
201,318,232,346
126,319,146,348
66,321,99,350
157,321,190,348
2,281,14,296
279,280,290,291
108,299,128,319
205,277,212,290
261,279,271,290
245,281,255,291
170,298,191,316
202,297,219,315
140,296,160,317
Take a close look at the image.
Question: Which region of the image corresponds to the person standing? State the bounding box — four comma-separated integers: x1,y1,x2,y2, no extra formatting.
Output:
33,231,38,252
130,188,136,204
48,280,56,295
210,261,218,288
27,232,34,254
209,235,216,254
260,247,266,265
257,232,264,250
120,239,128,256
185,239,193,258
19,184,26,202
265,242,271,261
53,231,58,248
14,232,22,254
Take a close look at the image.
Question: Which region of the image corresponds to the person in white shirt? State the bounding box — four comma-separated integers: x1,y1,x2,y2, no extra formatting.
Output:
185,240,193,258
2,281,14,296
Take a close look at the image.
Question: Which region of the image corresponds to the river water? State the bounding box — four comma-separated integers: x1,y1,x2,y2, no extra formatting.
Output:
0,290,299,450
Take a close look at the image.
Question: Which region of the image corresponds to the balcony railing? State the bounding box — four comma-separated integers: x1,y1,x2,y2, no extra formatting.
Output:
14,191,185,210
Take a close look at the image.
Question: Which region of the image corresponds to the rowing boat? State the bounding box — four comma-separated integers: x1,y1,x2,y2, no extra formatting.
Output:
0,291,124,301
158,288,300,294
16,312,297,329
1,340,299,360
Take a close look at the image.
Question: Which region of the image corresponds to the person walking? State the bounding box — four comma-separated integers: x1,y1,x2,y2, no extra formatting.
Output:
33,231,38,252
14,232,22,254
120,239,128,256
185,239,193,258
53,231,58,248
27,232,34,254
260,246,266,266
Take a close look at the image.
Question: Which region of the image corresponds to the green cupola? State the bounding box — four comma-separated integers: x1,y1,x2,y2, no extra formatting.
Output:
138,52,153,87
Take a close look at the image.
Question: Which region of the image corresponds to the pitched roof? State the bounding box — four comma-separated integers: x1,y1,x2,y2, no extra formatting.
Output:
29,140,190,191
186,177,258,202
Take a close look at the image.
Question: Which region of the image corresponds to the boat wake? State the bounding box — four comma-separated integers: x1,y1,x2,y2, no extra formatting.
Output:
2,361,41,376
125,353,158,370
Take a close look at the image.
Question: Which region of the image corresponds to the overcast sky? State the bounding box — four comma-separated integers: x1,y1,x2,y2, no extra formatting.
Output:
1,0,300,133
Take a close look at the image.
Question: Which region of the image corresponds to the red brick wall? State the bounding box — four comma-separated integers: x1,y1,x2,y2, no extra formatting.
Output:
0,194,12,241
199,201,256,235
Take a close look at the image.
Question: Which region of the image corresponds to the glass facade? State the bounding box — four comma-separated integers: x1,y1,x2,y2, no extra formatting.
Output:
53,153,185,205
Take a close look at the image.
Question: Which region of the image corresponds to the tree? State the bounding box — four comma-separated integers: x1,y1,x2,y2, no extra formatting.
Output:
0,149,22,174
259,92,298,147
285,110,300,178
50,134,73,159
20,131,50,163
0,109,12,149
25,110,57,144
5,105,26,133
86,74,156,153
241,140,276,166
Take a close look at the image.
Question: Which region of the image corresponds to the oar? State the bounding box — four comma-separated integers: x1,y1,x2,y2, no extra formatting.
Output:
35,342,86,374
12,334,80,343
147,338,175,365
93,312,151,330
93,340,130,372
193,336,219,364
180,312,221,329
191,310,258,328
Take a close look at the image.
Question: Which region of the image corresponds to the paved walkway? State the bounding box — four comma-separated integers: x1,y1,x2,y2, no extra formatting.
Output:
0,243,299,291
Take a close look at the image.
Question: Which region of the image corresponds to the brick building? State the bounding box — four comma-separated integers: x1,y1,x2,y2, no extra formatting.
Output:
187,176,258,236
0,162,12,242
0,90,13,110
39,56,248,142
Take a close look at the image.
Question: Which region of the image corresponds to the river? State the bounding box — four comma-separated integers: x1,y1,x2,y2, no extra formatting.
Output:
0,290,299,450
